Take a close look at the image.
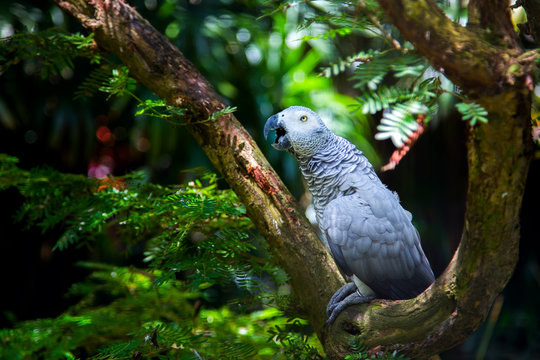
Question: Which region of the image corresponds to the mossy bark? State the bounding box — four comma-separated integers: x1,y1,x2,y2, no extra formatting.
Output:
54,0,534,358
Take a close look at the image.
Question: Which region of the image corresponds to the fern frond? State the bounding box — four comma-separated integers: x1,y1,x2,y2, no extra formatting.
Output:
219,342,257,359
89,341,139,360
352,51,430,91
320,49,381,78
381,114,426,171
389,53,426,78
75,65,114,99
299,27,352,41
8,161,267,294
205,105,237,122
352,60,390,90
99,66,137,98
375,101,428,147
456,102,488,126
75,65,136,99
0,30,99,77
354,86,410,114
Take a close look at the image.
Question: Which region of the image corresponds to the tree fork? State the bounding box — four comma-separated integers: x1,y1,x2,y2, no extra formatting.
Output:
53,0,534,358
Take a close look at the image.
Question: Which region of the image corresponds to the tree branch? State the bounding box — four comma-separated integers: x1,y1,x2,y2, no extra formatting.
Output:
376,0,526,94
52,0,344,336
468,0,520,45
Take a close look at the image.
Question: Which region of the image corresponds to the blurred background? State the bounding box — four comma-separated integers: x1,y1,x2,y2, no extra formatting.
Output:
0,0,539,359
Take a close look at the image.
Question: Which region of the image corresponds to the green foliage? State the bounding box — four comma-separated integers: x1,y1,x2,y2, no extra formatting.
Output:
1,9,333,358
90,323,203,360
76,65,136,100
327,47,436,148
76,58,236,127
203,105,237,122
320,50,380,78
374,101,428,147
267,319,323,360
0,258,278,360
1,155,276,292
350,51,436,99
0,1,535,359
77,65,190,126
296,1,378,41
0,263,198,360
309,0,489,149
0,29,100,77
136,96,235,126
456,102,489,126
328,47,437,149
355,79,437,116
347,45,490,147
299,27,353,41
347,45,490,148
344,337,409,360
135,99,186,122
96,66,137,98
0,154,316,359
195,0,380,168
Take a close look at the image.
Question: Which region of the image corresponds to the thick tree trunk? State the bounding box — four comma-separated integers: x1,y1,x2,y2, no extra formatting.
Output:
54,0,534,358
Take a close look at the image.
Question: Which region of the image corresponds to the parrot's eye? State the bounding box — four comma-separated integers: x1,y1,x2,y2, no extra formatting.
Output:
300,115,308,122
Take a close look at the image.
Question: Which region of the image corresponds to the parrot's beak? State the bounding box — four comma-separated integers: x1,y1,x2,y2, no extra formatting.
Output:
264,114,279,140
264,114,291,150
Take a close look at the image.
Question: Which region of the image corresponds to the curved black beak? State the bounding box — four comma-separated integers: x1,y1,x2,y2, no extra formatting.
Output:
264,114,279,140
264,113,290,150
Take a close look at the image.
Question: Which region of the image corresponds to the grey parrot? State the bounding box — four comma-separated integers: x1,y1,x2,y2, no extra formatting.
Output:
264,106,435,324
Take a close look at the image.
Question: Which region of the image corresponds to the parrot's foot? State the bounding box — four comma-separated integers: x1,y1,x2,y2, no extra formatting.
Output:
325,283,374,325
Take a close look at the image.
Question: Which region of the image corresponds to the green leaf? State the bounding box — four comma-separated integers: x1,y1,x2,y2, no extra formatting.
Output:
455,102,488,126
375,101,428,147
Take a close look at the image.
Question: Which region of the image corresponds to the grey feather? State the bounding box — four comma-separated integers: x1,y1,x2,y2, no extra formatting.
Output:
264,106,435,305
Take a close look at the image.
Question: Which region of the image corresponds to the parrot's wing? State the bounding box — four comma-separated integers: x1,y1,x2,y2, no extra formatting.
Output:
320,194,435,300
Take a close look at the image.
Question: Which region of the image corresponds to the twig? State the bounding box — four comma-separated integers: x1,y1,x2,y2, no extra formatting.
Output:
381,114,425,171
358,0,403,51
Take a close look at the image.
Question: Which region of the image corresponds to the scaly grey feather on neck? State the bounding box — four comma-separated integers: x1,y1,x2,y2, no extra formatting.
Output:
295,135,379,224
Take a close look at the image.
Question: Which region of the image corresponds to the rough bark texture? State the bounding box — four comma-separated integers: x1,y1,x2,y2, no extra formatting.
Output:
53,0,534,359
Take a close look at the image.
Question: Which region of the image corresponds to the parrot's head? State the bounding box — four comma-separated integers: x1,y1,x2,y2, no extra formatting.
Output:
264,106,333,157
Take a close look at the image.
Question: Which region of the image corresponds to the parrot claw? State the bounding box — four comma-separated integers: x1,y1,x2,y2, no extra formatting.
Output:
326,283,357,317
325,283,374,325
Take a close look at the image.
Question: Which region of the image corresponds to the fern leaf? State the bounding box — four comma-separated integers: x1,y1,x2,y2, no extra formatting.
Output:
355,86,409,114
201,106,237,123
75,65,136,100
0,30,99,77
352,61,390,90
75,65,115,99
320,50,381,78
219,342,257,359
455,102,488,126
375,101,428,147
